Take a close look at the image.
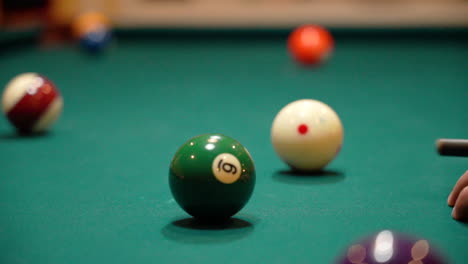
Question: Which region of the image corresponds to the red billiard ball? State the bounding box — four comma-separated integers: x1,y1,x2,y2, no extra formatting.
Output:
288,25,334,65
1,73,63,133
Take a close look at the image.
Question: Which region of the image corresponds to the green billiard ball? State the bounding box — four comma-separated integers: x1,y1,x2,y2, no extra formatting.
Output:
169,134,256,221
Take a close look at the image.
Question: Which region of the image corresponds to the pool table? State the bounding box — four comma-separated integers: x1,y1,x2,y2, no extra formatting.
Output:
0,28,467,264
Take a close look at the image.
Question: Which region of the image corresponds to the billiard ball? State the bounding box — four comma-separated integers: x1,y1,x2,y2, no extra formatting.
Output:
2,73,63,133
271,99,343,171
71,11,111,39
288,25,334,65
336,230,447,264
169,134,256,221
80,27,112,52
71,11,112,52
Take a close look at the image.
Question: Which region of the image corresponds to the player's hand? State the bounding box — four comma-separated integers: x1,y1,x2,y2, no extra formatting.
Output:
447,170,468,221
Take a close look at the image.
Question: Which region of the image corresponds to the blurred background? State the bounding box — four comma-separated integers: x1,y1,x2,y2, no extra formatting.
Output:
1,0,468,31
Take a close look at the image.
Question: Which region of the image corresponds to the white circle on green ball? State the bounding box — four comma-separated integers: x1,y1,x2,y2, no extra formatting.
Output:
212,153,242,184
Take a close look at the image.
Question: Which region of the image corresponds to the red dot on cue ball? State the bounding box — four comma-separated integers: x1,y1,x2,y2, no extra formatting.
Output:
298,124,308,135
288,25,334,66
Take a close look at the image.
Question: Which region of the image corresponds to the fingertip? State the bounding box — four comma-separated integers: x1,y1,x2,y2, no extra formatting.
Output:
452,208,459,220
451,187,468,222
447,170,468,207
448,192,455,207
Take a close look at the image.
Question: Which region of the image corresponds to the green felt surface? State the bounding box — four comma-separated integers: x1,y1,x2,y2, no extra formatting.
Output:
0,30,467,264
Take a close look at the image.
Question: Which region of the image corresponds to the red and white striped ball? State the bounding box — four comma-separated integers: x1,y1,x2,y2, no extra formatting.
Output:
2,73,63,133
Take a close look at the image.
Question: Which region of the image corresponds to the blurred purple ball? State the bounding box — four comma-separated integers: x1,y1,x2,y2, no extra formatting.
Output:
336,230,447,264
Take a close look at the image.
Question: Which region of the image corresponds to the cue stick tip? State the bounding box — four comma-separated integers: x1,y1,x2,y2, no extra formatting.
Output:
436,138,468,157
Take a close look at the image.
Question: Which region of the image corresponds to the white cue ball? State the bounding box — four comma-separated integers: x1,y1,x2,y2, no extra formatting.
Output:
271,99,343,171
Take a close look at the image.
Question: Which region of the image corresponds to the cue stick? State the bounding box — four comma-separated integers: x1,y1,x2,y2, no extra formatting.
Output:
436,139,468,157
